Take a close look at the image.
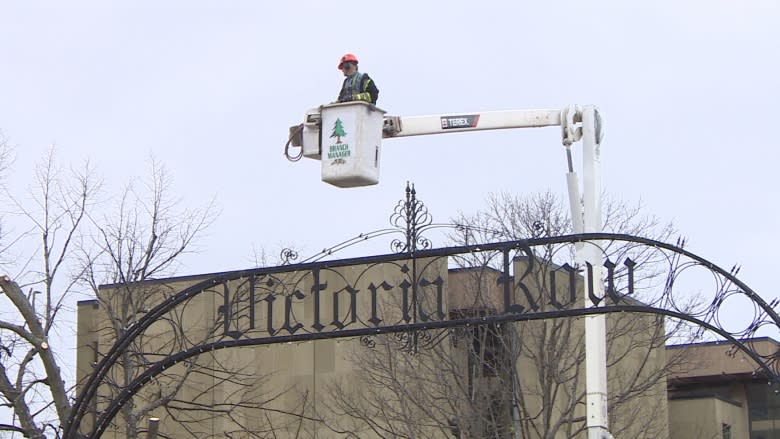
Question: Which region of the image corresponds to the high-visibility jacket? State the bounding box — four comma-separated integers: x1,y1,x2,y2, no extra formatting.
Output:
337,71,379,104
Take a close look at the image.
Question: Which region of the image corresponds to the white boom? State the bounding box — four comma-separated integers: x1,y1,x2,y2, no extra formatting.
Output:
382,109,562,137
287,103,611,439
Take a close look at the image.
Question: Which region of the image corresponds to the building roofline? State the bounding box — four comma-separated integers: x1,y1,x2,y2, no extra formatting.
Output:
667,336,779,349
669,371,758,384
447,266,504,274
77,299,99,309
99,271,228,290
99,262,508,289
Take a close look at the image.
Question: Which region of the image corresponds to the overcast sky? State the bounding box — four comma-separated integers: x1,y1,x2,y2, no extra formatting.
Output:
1,1,778,344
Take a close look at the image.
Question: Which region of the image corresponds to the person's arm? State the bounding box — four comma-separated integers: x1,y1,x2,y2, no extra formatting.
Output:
365,75,379,104
353,74,378,104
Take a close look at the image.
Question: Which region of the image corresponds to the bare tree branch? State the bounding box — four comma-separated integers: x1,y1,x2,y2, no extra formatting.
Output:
322,191,690,439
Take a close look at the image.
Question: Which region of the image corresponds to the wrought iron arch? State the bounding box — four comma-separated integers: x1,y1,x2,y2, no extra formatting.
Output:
89,305,771,439
66,233,780,438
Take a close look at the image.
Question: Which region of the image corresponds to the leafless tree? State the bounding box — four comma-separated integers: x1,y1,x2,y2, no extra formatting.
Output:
70,160,299,439
0,144,97,438
75,159,319,438
0,144,308,438
0,131,11,264
321,191,696,439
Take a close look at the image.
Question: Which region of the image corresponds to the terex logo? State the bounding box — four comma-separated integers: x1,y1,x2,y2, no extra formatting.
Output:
440,114,480,129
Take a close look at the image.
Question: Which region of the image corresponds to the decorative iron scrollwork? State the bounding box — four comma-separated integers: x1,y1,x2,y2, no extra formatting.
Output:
390,182,433,254
532,220,549,238
280,248,299,265
74,232,780,439
69,176,780,439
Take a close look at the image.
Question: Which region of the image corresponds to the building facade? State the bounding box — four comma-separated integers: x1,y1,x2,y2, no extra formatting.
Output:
668,338,780,439
76,255,669,438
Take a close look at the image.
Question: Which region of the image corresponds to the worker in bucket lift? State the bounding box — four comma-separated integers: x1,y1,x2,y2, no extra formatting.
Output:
336,53,379,104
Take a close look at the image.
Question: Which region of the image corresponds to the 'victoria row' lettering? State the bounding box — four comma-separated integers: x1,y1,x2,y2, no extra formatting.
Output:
217,258,636,340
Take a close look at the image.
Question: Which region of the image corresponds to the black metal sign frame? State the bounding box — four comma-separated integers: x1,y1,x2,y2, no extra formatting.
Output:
64,185,779,438
65,232,780,438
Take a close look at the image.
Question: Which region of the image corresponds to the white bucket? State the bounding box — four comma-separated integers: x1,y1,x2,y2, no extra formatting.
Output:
320,102,385,188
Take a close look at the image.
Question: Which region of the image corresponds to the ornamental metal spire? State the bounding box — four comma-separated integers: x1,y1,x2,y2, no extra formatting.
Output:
390,182,433,255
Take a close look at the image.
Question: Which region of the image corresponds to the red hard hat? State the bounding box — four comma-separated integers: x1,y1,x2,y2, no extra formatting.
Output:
338,53,359,70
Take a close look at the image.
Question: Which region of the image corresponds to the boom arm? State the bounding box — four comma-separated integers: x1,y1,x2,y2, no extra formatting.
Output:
382,109,563,138
286,102,612,438
289,104,587,162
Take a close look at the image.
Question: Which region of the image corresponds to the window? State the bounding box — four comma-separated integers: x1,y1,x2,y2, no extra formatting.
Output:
722,423,731,439
747,381,780,439
471,323,505,377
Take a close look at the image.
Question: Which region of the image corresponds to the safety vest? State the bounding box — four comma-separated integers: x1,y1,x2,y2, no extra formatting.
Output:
345,72,365,94
338,71,377,103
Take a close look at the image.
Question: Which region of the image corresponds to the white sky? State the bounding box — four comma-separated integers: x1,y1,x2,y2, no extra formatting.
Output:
1,0,779,358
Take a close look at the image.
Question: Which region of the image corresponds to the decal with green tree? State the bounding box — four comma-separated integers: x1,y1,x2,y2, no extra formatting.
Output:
330,118,346,144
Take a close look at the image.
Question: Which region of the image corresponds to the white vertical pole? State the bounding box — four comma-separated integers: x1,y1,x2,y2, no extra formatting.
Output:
579,106,612,439
146,418,160,439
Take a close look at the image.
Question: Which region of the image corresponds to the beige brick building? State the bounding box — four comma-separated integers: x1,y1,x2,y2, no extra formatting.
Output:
77,255,670,438
668,338,780,439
